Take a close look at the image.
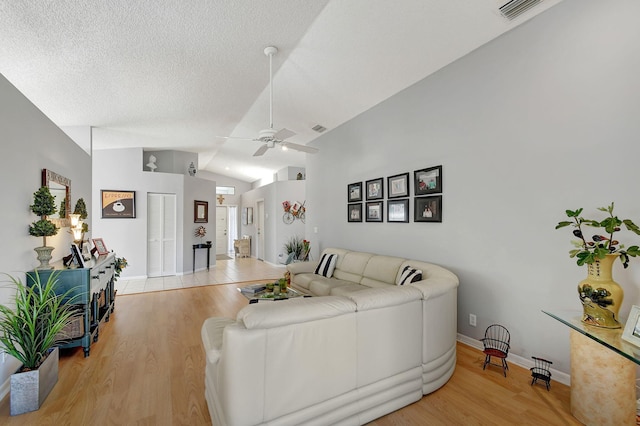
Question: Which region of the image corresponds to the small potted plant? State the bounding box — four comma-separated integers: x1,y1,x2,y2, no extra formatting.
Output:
28,186,59,269
556,202,640,328
0,271,76,415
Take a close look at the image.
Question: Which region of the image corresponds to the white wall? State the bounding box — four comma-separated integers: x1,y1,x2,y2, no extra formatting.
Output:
240,180,306,264
305,0,640,374
93,148,219,278
0,73,92,396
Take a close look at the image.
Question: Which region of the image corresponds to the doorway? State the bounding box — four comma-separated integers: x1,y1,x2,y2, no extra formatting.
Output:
227,205,238,254
147,193,177,277
256,200,265,261
215,206,228,255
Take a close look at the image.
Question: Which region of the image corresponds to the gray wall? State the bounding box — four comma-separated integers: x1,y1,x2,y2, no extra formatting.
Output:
0,73,92,393
305,0,640,374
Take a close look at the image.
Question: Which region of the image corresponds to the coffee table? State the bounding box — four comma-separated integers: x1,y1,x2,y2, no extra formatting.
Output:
238,282,306,304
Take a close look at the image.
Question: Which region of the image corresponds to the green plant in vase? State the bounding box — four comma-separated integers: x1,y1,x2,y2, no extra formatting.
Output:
0,271,76,415
29,186,59,269
556,202,640,328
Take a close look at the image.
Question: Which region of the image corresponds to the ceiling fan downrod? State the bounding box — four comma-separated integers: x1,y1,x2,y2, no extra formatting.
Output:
264,46,278,130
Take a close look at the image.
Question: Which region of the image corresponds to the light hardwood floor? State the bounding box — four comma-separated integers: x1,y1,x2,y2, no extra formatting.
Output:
0,279,581,425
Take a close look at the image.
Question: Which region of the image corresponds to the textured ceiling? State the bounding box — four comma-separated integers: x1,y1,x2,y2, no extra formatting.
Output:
0,0,563,182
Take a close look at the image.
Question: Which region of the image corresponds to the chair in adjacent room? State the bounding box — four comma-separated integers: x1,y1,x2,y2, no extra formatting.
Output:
530,356,553,390
480,324,511,377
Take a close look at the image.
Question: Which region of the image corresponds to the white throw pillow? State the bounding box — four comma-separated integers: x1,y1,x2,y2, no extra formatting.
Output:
397,265,423,285
315,253,337,278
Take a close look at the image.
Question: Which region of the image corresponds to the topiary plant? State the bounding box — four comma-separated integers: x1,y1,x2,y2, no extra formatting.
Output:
28,186,59,247
73,198,89,234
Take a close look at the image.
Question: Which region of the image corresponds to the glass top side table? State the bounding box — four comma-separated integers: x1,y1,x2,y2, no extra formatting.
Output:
543,310,638,426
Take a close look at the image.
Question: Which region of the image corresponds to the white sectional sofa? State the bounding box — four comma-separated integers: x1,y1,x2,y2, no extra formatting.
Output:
201,248,458,425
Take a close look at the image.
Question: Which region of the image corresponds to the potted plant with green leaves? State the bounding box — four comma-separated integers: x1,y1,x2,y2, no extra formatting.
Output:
0,271,75,415
29,186,59,269
556,202,640,328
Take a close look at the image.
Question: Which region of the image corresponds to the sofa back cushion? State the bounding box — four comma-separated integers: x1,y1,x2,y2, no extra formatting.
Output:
360,255,405,288
237,296,356,329
330,250,374,283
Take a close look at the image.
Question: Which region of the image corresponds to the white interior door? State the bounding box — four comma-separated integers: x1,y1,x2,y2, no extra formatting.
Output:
257,200,265,261
228,205,238,253
147,193,176,277
215,206,228,255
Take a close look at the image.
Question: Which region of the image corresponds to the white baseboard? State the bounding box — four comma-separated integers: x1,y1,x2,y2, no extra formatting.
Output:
457,333,570,386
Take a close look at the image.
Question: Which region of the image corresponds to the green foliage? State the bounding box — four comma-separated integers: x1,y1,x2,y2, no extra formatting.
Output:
283,236,310,261
59,199,66,218
0,271,77,370
556,202,640,268
30,186,57,217
29,219,58,238
73,198,88,220
114,257,128,280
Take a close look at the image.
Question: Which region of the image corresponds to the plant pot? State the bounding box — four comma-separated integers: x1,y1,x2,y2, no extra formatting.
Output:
34,246,54,270
10,347,59,416
577,254,623,329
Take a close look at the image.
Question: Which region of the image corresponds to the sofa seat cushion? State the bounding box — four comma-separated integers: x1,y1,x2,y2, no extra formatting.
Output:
201,317,236,364
329,284,371,296
291,272,316,290
309,276,360,296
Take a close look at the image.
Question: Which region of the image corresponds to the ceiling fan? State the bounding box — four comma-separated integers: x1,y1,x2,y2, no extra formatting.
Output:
223,46,319,157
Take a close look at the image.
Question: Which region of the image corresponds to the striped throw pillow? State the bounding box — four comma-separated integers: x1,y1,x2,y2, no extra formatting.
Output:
315,253,337,278
396,265,423,285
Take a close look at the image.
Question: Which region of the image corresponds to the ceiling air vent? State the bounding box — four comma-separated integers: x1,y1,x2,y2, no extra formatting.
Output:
311,124,327,133
499,0,542,20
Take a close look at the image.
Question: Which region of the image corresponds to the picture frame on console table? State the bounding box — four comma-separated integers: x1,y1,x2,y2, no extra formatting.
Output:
70,243,85,268
414,195,442,223
622,305,640,347
92,238,108,255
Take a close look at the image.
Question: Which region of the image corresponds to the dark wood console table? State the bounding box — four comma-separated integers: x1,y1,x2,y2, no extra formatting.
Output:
193,242,212,273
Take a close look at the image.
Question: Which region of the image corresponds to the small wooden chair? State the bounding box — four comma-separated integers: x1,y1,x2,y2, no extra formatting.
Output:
480,324,511,377
530,357,552,390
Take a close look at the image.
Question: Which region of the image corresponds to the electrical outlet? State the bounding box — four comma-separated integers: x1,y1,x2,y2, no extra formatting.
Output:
469,314,477,327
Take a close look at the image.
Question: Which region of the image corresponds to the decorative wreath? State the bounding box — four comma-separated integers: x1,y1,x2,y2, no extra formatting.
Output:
195,226,207,238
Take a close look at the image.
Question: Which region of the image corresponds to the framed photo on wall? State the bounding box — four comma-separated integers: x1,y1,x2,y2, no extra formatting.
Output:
101,190,136,218
348,203,363,222
387,199,409,223
366,201,384,222
387,173,409,199
194,200,208,223
366,178,384,200
414,165,442,195
414,195,442,223
348,182,363,202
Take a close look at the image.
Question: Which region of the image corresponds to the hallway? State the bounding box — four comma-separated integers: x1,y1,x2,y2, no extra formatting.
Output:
115,257,286,295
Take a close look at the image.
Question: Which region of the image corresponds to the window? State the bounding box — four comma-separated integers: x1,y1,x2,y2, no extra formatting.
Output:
216,186,235,195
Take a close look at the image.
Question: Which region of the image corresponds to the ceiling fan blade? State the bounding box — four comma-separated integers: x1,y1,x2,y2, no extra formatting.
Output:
273,128,296,141
253,144,269,156
216,135,256,141
281,141,319,154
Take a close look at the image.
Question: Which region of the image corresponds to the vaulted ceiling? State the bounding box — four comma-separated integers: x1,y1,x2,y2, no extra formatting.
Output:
0,0,562,182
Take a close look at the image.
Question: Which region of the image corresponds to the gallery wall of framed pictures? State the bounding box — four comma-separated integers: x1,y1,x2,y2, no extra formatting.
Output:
347,165,443,224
